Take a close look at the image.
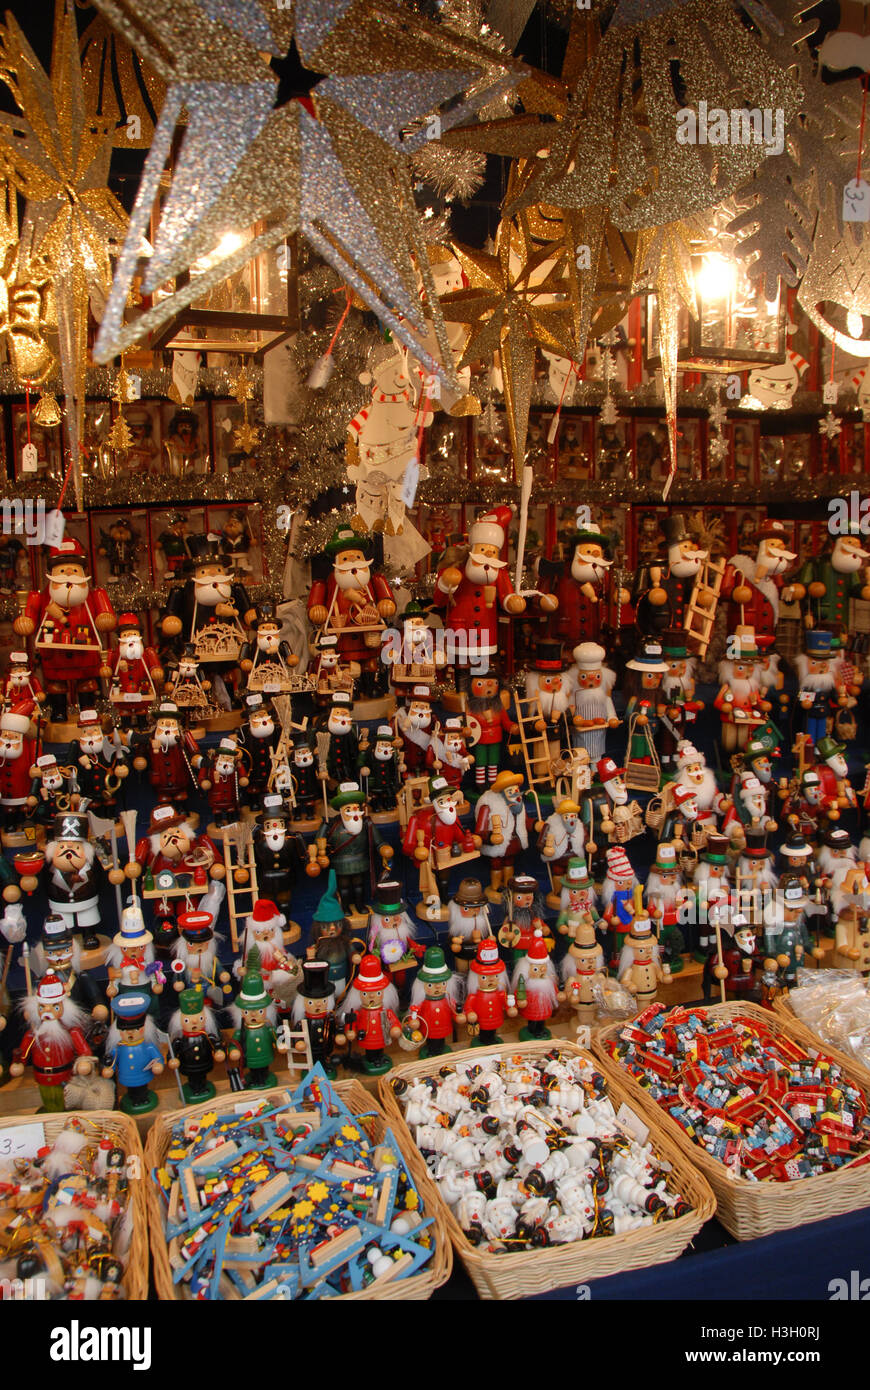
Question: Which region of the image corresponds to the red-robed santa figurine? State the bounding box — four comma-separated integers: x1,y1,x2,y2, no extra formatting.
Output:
13,537,116,723
0,699,36,836
0,651,44,708
308,528,396,699
130,804,225,909
538,522,626,648
720,519,804,651
402,774,480,902
140,703,202,802
432,506,536,686
109,613,163,727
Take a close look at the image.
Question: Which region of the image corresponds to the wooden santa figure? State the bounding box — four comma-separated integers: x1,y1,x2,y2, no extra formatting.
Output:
108,612,163,727
720,519,803,651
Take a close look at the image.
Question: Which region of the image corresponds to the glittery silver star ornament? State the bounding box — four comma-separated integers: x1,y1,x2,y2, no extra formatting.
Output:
90,0,521,387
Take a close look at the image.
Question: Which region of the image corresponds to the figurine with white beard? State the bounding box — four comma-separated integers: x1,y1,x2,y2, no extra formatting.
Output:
633,514,707,638
595,757,644,844
511,932,564,1040
526,641,574,764
672,742,726,831
817,827,859,912
714,630,768,753
658,632,703,773
232,897,301,1015
720,774,778,849
395,686,433,776
797,529,870,638
160,533,256,657
236,694,279,803
108,612,163,728
570,642,618,763
446,877,493,972
308,528,396,699
794,632,848,747
538,522,626,649
253,795,305,908
720,519,804,651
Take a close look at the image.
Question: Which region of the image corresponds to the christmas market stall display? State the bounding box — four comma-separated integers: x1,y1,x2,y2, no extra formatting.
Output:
380,1040,714,1299
0,1109,147,1300
145,1069,451,1301
596,1003,870,1241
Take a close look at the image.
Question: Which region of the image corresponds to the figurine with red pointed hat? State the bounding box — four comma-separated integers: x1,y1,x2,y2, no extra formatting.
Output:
720,519,804,651
0,699,37,839
431,506,532,690
108,612,163,728
13,536,117,726
463,939,517,1046
511,931,564,1040
233,897,301,1018
338,954,402,1075
9,973,95,1111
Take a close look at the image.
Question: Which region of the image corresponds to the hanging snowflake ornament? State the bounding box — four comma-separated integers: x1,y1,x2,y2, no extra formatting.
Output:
819,408,842,440
707,393,728,432
89,0,522,389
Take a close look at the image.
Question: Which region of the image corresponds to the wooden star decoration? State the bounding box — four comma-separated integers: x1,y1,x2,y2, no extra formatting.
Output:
89,0,523,388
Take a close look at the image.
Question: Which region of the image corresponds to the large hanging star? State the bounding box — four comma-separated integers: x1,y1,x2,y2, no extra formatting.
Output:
441,216,579,476
90,0,521,384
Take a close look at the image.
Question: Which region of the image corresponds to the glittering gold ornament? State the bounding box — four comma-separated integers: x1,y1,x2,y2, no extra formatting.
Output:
233,417,261,454
0,2,128,510
511,0,802,232
798,211,870,358
78,8,165,150
32,391,62,427
108,413,132,451
89,0,521,388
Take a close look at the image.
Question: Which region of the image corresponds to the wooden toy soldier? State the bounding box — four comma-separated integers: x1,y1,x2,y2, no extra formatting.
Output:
10,972,95,1111
538,522,622,649
102,990,165,1114
406,946,464,1057
794,631,847,747
617,902,669,1008
34,912,109,1021
474,770,536,902
359,723,401,814
239,602,297,690
13,536,117,724
289,730,321,822
338,953,402,1075
465,666,518,789
73,708,129,816
141,703,202,803
307,869,363,997
511,931,563,1040
160,532,257,650
463,939,517,1046
0,699,37,836
720,519,803,652
560,913,607,1024
253,795,304,907
108,613,163,728
570,641,618,763
227,951,287,1089
291,959,338,1078
447,877,493,973
237,694,279,803
402,774,481,905
0,650,45,709
315,781,393,917
323,691,360,784
632,513,707,638
167,987,226,1102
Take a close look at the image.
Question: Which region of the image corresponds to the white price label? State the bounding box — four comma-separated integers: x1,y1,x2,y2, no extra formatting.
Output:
20,442,38,473
615,1103,649,1145
123,692,142,703
43,509,65,548
263,682,281,693
823,381,839,405
127,373,142,401
400,457,420,508
0,1121,45,1159
844,178,870,222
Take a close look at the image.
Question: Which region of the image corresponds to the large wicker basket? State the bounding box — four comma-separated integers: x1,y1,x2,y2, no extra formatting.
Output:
772,992,870,1092
0,1109,148,1301
144,1079,452,1301
595,1001,870,1242
379,1038,716,1300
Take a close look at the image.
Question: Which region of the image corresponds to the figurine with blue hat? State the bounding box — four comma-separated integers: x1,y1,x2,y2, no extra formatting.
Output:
795,630,847,747
102,991,165,1114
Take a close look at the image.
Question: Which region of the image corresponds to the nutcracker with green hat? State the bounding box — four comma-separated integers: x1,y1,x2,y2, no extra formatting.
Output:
307,527,396,699
337,953,401,1075
228,947,287,1089
815,734,856,815
404,946,464,1057
168,987,226,1103
315,781,393,920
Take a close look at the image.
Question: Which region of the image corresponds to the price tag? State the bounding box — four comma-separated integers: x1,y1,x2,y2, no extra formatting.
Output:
844,178,870,222
823,381,839,405
43,509,65,548
0,1121,45,1160
126,373,142,401
400,457,420,508
20,442,38,474
123,692,141,703
263,682,281,693
615,1103,649,1145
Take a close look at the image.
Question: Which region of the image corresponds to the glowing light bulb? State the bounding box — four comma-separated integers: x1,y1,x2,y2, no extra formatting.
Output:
695,253,737,303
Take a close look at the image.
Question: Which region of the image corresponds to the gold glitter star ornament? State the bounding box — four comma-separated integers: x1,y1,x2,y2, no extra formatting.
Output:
90,0,522,387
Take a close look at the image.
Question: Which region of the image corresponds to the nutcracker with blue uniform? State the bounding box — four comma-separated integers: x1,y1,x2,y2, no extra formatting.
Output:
291,959,338,1079
794,631,845,747
167,987,226,1103
338,953,401,1075
228,949,286,1089
103,991,165,1115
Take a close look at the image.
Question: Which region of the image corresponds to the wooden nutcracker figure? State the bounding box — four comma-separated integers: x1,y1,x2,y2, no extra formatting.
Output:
9,973,95,1111
290,960,338,1078
288,730,321,824
140,703,202,803
595,757,645,844
632,514,707,638
102,991,165,1115
236,694,279,804
34,911,109,1021
338,953,401,1075
538,522,624,649
511,931,564,1040
537,796,586,905
794,631,847,747
13,537,117,726
0,650,44,708
227,953,287,1089
402,774,480,914
108,613,163,728
426,716,474,800
239,602,298,693
43,811,124,953
322,691,360,785
703,912,760,1003
307,528,396,699
559,914,607,1024
170,905,233,1008
464,667,518,789
406,946,464,1057
526,640,573,764
130,804,225,931
617,900,669,1008
622,639,669,771
167,988,226,1103
657,632,703,774
463,939,518,1046
720,519,803,651
314,782,393,919
198,737,247,828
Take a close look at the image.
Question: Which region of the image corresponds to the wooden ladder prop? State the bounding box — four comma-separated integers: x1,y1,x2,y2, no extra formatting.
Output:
397,774,430,833
268,699,307,800
222,820,260,953
513,691,557,796
684,555,726,658
281,1018,313,1079
623,712,661,792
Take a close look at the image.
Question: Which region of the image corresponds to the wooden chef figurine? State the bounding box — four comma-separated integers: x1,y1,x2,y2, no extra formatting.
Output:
291,959,339,1079
405,946,464,1057
463,939,517,1046
167,987,226,1103
338,953,401,1075
570,641,618,764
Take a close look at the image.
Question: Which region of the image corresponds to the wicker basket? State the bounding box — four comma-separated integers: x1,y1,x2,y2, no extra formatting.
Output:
595,1001,870,1242
378,1039,716,1300
772,993,870,1092
0,1109,148,1302
144,1079,452,1301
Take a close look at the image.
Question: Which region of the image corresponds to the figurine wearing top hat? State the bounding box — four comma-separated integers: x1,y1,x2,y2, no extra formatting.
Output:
108,613,163,728
291,959,338,1078
794,631,847,746
538,522,624,649
198,737,247,827
73,707,130,816
156,511,194,576
323,691,360,785
525,641,572,763
359,723,401,816
102,991,165,1114
13,537,117,724
308,527,396,698
632,514,707,639
622,639,668,766
219,508,254,574
141,702,203,803
289,730,320,824
236,694,279,803
168,987,226,1102
160,532,256,657
254,795,305,906
239,603,298,693
33,912,109,1022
